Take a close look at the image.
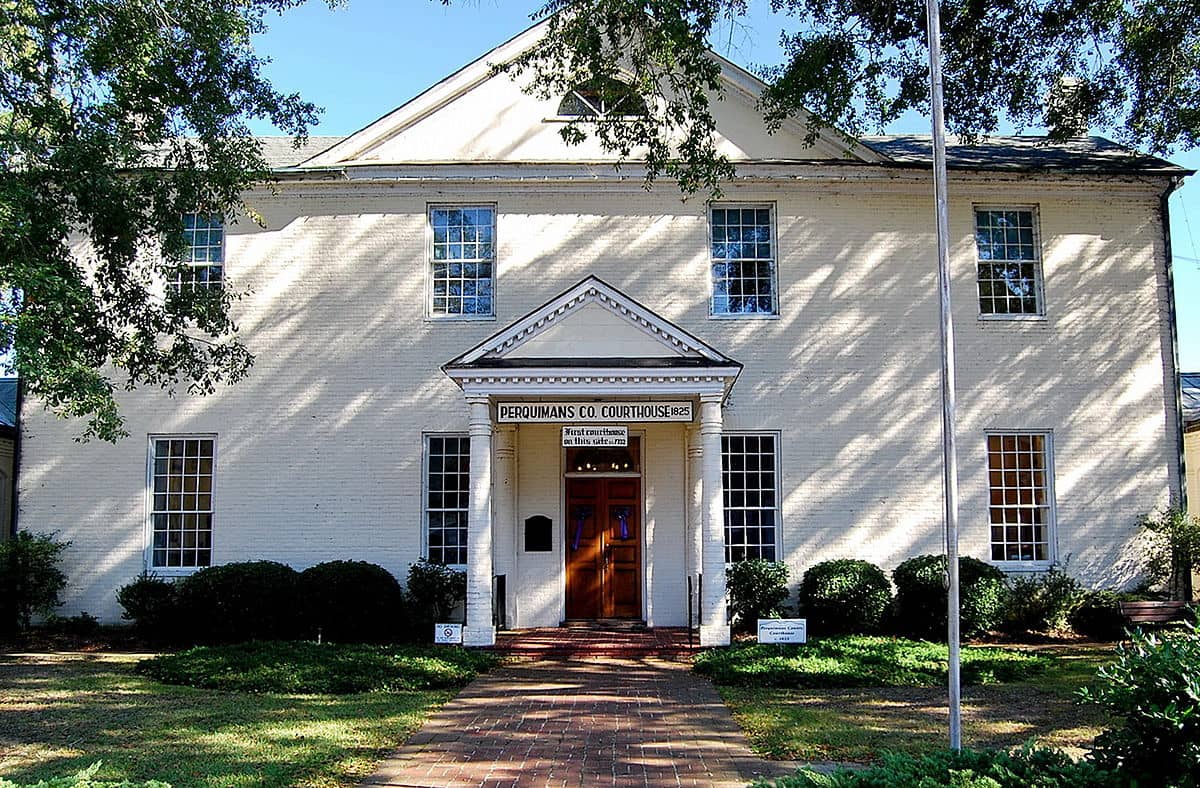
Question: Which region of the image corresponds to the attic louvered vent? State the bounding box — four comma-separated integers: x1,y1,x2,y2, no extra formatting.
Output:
557,77,648,118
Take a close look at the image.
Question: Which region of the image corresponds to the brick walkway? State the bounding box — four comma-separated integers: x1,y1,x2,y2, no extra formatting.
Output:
361,656,792,788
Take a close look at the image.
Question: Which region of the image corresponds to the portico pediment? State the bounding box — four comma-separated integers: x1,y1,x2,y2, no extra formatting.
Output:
443,276,741,398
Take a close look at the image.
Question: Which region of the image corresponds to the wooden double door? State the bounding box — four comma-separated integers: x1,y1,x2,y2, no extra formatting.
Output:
565,477,641,620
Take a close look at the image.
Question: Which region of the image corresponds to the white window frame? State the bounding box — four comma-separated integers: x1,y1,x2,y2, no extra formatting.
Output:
172,213,225,292
426,204,497,321
721,431,783,564
708,203,780,320
985,430,1058,571
422,432,470,570
973,205,1046,320
144,433,218,576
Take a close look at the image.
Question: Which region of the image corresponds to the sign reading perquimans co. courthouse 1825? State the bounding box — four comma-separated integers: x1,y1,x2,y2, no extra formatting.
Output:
497,401,694,423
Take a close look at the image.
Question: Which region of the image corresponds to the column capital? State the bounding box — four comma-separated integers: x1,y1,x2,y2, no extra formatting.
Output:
699,392,724,405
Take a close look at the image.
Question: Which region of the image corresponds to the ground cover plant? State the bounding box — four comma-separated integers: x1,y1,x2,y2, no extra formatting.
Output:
136,641,497,694
715,643,1111,763
694,636,1047,688
0,651,473,787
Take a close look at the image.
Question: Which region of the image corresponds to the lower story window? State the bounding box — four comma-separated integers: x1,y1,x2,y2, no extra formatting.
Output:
722,433,779,562
425,434,470,565
987,432,1054,563
149,436,215,569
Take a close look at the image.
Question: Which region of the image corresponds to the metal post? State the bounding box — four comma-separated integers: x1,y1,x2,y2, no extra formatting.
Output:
924,0,963,750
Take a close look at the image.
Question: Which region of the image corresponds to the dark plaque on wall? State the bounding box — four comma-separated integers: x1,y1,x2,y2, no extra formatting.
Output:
525,515,553,552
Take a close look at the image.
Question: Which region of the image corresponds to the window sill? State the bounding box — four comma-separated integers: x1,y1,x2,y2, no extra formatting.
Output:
977,314,1047,323
708,313,780,321
424,315,497,324
992,561,1054,573
146,566,204,577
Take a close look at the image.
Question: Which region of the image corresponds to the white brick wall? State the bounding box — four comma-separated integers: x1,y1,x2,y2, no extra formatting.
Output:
18,175,1181,622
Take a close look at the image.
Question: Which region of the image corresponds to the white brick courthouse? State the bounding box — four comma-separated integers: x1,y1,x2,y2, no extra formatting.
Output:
18,24,1190,646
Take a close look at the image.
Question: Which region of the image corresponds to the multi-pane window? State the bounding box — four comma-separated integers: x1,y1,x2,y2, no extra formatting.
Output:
557,77,649,118
975,208,1043,316
710,206,777,316
722,433,779,562
149,437,215,569
430,206,495,317
425,435,470,565
987,433,1054,563
174,213,224,291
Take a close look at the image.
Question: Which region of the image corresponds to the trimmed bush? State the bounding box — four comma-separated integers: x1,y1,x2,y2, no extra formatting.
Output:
1001,567,1082,634
0,531,69,633
406,559,466,641
1068,589,1129,640
694,635,1047,688
1079,622,1200,785
0,762,169,788
136,640,497,693
797,559,892,635
892,554,1008,639
299,560,406,643
760,746,1118,787
116,574,179,639
727,559,790,634
176,560,300,643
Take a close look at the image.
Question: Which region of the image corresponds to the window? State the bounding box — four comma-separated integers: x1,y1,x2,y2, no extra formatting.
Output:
974,208,1043,316
722,433,779,562
987,432,1055,564
710,205,777,316
149,437,215,569
429,206,495,317
174,213,224,291
557,77,648,118
425,435,470,565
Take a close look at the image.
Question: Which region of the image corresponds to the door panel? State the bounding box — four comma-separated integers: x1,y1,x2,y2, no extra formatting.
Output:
565,476,642,620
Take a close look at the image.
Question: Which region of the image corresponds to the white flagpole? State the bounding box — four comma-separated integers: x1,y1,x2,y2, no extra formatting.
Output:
924,0,963,750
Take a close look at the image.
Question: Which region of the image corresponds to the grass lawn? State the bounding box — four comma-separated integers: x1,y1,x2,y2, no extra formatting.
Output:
0,651,458,787
718,643,1114,763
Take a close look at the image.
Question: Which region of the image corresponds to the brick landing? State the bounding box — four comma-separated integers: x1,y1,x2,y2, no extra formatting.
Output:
361,656,792,788
490,627,698,659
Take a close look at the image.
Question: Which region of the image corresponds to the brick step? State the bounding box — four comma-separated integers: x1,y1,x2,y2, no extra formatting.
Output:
489,626,701,658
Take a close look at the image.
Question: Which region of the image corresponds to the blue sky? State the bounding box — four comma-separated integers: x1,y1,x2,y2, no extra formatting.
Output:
247,0,1199,372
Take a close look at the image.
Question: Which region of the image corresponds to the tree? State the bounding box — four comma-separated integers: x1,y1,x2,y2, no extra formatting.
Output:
495,1,1200,195
0,0,329,441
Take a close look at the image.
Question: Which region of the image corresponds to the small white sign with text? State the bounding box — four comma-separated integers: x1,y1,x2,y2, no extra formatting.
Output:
434,623,463,645
757,618,807,644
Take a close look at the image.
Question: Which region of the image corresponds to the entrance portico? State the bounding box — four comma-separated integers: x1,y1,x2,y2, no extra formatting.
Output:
444,277,741,648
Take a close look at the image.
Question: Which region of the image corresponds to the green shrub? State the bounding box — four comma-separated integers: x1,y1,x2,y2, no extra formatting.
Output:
406,559,466,641
0,762,169,787
116,574,179,639
1001,567,1082,634
1069,590,1130,640
299,560,406,643
175,560,300,644
1078,622,1200,785
694,635,1047,688
892,554,1008,639
727,559,790,635
0,531,70,633
797,559,892,635
39,612,100,636
758,746,1117,787
137,640,497,693
1139,506,1200,600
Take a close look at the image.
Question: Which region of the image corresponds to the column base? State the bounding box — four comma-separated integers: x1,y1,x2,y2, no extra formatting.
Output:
699,624,731,647
463,625,496,647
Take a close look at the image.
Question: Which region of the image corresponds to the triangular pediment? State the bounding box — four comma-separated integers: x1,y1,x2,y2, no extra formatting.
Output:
300,21,886,168
445,276,739,370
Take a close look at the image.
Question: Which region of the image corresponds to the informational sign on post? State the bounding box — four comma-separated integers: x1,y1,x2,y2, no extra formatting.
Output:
757,618,807,644
434,623,463,645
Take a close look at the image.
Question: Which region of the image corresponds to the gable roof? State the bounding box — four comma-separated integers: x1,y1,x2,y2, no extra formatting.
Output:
445,276,739,371
1183,373,1200,431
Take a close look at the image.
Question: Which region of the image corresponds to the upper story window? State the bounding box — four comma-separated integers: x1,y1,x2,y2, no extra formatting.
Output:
710,205,777,317
174,213,224,291
974,208,1043,317
557,77,649,118
987,432,1055,566
429,206,495,318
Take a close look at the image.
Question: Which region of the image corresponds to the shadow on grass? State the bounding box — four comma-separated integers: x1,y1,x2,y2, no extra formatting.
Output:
0,653,453,788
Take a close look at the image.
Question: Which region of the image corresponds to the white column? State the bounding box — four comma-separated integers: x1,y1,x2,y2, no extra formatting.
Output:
699,394,730,646
493,425,517,629
686,426,703,627
464,395,495,647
